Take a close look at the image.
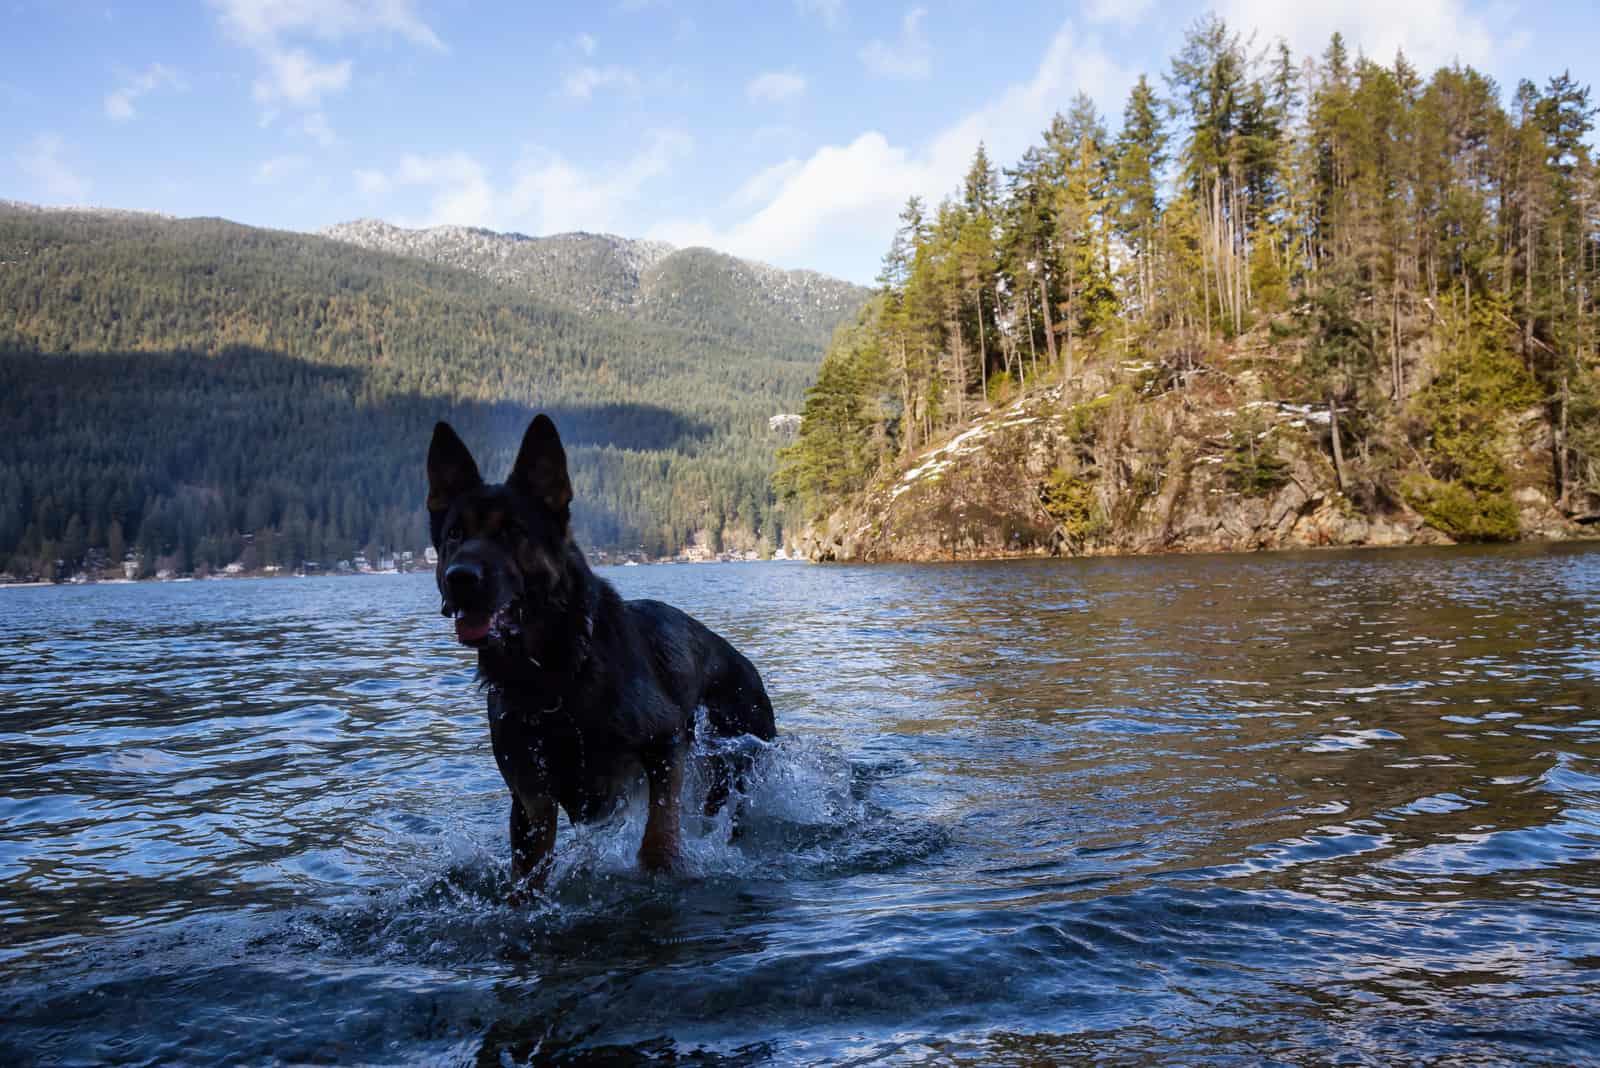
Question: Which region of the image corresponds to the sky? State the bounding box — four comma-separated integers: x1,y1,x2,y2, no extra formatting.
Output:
4,0,1599,285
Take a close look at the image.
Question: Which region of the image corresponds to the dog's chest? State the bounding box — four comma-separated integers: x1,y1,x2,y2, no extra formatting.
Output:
487,695,638,823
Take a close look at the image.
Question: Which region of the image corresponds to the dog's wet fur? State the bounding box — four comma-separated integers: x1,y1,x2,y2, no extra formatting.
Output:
427,415,776,889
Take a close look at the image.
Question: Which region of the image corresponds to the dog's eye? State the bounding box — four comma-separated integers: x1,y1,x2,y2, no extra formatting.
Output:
446,523,464,544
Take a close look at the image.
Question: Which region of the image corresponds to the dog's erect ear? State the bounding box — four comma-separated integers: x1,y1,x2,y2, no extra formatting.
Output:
509,414,573,520
427,422,483,521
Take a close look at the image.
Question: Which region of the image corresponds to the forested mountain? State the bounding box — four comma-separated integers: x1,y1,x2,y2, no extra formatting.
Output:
0,205,865,580
320,219,867,347
320,219,673,313
779,18,1600,559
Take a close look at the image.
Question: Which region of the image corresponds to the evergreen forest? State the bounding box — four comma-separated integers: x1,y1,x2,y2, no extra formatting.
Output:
777,19,1600,545
0,207,857,579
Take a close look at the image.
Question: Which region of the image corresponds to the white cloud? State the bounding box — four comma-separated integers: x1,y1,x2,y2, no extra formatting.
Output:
104,62,183,121
1217,0,1507,73
252,48,351,107
355,167,391,197
650,132,916,265
504,131,691,233
730,158,804,209
211,0,444,51
747,70,807,102
921,22,1124,188
563,64,639,99
390,151,495,225
1082,0,1155,29
254,153,308,184
355,129,693,235
301,111,339,145
860,7,932,80
649,18,1130,280
576,31,597,56
17,134,91,202
210,0,442,121
796,0,844,29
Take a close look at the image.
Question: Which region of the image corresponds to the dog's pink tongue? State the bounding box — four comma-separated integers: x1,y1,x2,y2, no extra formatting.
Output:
455,614,491,644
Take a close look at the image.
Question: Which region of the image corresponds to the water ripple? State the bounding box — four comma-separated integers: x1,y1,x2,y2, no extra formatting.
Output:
3,546,1600,1064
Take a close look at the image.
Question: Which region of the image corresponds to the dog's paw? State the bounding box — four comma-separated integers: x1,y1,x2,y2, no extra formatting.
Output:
637,843,683,876
506,875,551,908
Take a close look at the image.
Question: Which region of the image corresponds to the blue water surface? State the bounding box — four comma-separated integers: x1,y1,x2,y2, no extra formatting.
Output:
3,546,1600,1065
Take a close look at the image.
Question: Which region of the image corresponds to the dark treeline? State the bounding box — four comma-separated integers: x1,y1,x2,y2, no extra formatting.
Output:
778,18,1600,540
0,209,833,578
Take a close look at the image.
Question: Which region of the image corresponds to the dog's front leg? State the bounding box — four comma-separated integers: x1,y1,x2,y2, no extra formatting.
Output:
639,746,684,873
509,793,557,900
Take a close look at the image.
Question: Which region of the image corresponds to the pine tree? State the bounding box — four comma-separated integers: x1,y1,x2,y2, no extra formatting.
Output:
1054,93,1117,376
1168,15,1252,334
1113,75,1167,320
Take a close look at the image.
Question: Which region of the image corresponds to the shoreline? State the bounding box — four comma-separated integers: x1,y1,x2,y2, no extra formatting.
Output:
799,529,1600,565
0,570,426,589
7,535,1595,587
0,555,804,588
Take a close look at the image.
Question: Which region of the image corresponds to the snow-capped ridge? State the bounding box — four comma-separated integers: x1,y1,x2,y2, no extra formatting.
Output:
318,217,868,325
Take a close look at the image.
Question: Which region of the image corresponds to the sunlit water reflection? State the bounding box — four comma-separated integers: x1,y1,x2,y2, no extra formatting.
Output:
3,545,1599,1064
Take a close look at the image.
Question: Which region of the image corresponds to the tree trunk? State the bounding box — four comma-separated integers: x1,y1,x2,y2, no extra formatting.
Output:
1231,178,1244,333
1212,178,1227,332
1065,280,1075,383
1037,263,1058,367
951,318,967,424
1391,281,1403,399
1558,372,1570,510
898,335,912,454
1202,206,1212,343
1024,297,1038,385
1524,202,1536,362
1328,394,1348,493
972,283,988,400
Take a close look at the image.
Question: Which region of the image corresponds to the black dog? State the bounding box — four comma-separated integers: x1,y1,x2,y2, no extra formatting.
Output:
427,414,776,890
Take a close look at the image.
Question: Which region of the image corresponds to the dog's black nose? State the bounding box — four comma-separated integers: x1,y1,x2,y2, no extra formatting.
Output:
444,561,484,600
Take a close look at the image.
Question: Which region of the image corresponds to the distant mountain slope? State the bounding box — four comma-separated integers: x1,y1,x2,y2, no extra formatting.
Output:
0,197,176,222
319,219,673,314
319,219,870,351
0,203,867,578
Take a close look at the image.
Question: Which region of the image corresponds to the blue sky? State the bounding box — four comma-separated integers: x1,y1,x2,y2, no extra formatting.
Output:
5,0,1599,284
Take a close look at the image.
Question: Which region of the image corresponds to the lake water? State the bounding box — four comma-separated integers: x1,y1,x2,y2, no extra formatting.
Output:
3,547,1600,1065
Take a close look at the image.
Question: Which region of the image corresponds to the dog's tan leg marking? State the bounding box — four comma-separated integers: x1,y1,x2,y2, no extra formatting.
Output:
639,750,684,873
509,793,558,900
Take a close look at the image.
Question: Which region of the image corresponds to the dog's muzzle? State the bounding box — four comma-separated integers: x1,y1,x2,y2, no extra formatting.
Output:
444,560,484,603
441,590,524,647
439,544,528,648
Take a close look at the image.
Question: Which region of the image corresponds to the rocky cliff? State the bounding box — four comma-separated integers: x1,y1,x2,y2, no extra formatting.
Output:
799,356,1587,563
